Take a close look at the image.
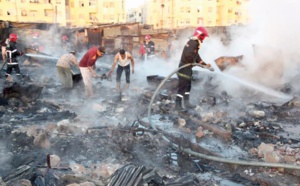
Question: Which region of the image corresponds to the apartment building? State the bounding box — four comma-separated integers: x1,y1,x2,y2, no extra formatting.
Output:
127,5,144,24
70,0,126,26
0,0,126,27
0,0,249,28
141,0,249,29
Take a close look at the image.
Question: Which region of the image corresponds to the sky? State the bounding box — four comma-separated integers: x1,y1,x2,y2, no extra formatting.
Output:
126,0,145,10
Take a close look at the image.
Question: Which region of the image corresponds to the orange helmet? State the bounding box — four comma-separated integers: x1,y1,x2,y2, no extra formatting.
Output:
193,26,208,42
9,33,18,42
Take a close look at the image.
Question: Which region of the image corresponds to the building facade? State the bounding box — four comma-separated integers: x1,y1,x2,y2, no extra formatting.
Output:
127,5,144,24
132,0,249,29
0,0,249,28
0,0,126,27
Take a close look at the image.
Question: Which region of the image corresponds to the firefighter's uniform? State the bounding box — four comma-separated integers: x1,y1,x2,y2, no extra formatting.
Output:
176,38,207,110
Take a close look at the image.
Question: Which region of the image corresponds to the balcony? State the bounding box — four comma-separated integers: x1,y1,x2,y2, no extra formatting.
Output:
29,0,39,3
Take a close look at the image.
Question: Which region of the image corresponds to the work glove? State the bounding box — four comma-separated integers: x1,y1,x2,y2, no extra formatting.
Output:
205,63,214,71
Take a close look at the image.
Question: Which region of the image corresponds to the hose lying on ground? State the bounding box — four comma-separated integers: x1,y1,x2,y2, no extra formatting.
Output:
147,63,300,170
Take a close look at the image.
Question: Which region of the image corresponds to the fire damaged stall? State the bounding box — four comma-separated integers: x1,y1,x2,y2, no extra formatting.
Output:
0,22,300,186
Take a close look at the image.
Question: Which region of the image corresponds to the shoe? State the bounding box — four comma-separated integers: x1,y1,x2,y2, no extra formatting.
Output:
175,100,187,112
185,101,196,109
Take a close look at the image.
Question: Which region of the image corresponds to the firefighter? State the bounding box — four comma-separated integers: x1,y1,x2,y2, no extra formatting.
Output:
32,32,40,51
139,35,155,61
175,26,213,110
5,33,24,82
62,34,70,52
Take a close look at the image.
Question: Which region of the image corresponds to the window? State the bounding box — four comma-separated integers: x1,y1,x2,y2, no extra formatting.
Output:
21,9,27,16
56,0,61,4
186,7,190,13
89,13,97,20
44,9,53,16
29,10,37,17
21,0,26,2
79,1,84,7
103,2,108,8
235,11,241,16
180,7,184,13
208,7,213,13
89,0,96,6
0,10,2,16
237,1,241,5
7,9,16,15
228,8,233,13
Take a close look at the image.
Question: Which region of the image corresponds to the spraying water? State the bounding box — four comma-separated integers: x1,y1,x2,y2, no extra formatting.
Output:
216,71,292,100
25,54,59,60
203,62,293,102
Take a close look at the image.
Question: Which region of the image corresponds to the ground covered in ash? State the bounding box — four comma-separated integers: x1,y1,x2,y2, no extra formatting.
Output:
0,57,300,186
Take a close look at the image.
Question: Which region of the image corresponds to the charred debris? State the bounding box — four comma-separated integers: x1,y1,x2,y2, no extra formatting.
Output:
0,22,300,186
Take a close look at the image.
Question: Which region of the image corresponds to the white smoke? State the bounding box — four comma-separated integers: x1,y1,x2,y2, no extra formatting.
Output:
196,0,300,101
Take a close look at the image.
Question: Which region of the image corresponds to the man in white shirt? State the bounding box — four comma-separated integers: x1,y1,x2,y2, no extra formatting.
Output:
108,49,135,93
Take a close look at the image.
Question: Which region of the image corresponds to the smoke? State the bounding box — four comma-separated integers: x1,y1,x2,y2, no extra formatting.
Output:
195,0,300,100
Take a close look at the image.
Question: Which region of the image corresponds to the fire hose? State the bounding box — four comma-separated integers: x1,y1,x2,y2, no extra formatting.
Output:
147,63,300,170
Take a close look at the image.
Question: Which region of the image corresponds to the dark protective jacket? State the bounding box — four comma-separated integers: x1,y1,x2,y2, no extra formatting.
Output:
143,40,155,56
6,41,22,64
177,39,202,80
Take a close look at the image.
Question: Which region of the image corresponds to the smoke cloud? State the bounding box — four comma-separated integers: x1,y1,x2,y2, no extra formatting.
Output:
195,0,300,100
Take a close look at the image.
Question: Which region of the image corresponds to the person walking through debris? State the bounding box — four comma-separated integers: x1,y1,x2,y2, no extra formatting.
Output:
4,33,24,82
79,46,105,98
1,37,9,63
56,50,79,89
108,49,135,94
175,26,214,111
139,35,155,61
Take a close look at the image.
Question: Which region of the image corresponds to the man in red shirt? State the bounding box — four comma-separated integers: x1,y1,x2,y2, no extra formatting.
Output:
79,46,105,98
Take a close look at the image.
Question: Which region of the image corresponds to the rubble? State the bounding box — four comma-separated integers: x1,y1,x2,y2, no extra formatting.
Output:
0,32,300,186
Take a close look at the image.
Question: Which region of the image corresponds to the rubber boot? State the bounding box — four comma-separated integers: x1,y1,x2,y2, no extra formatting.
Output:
175,96,187,112
184,94,196,109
